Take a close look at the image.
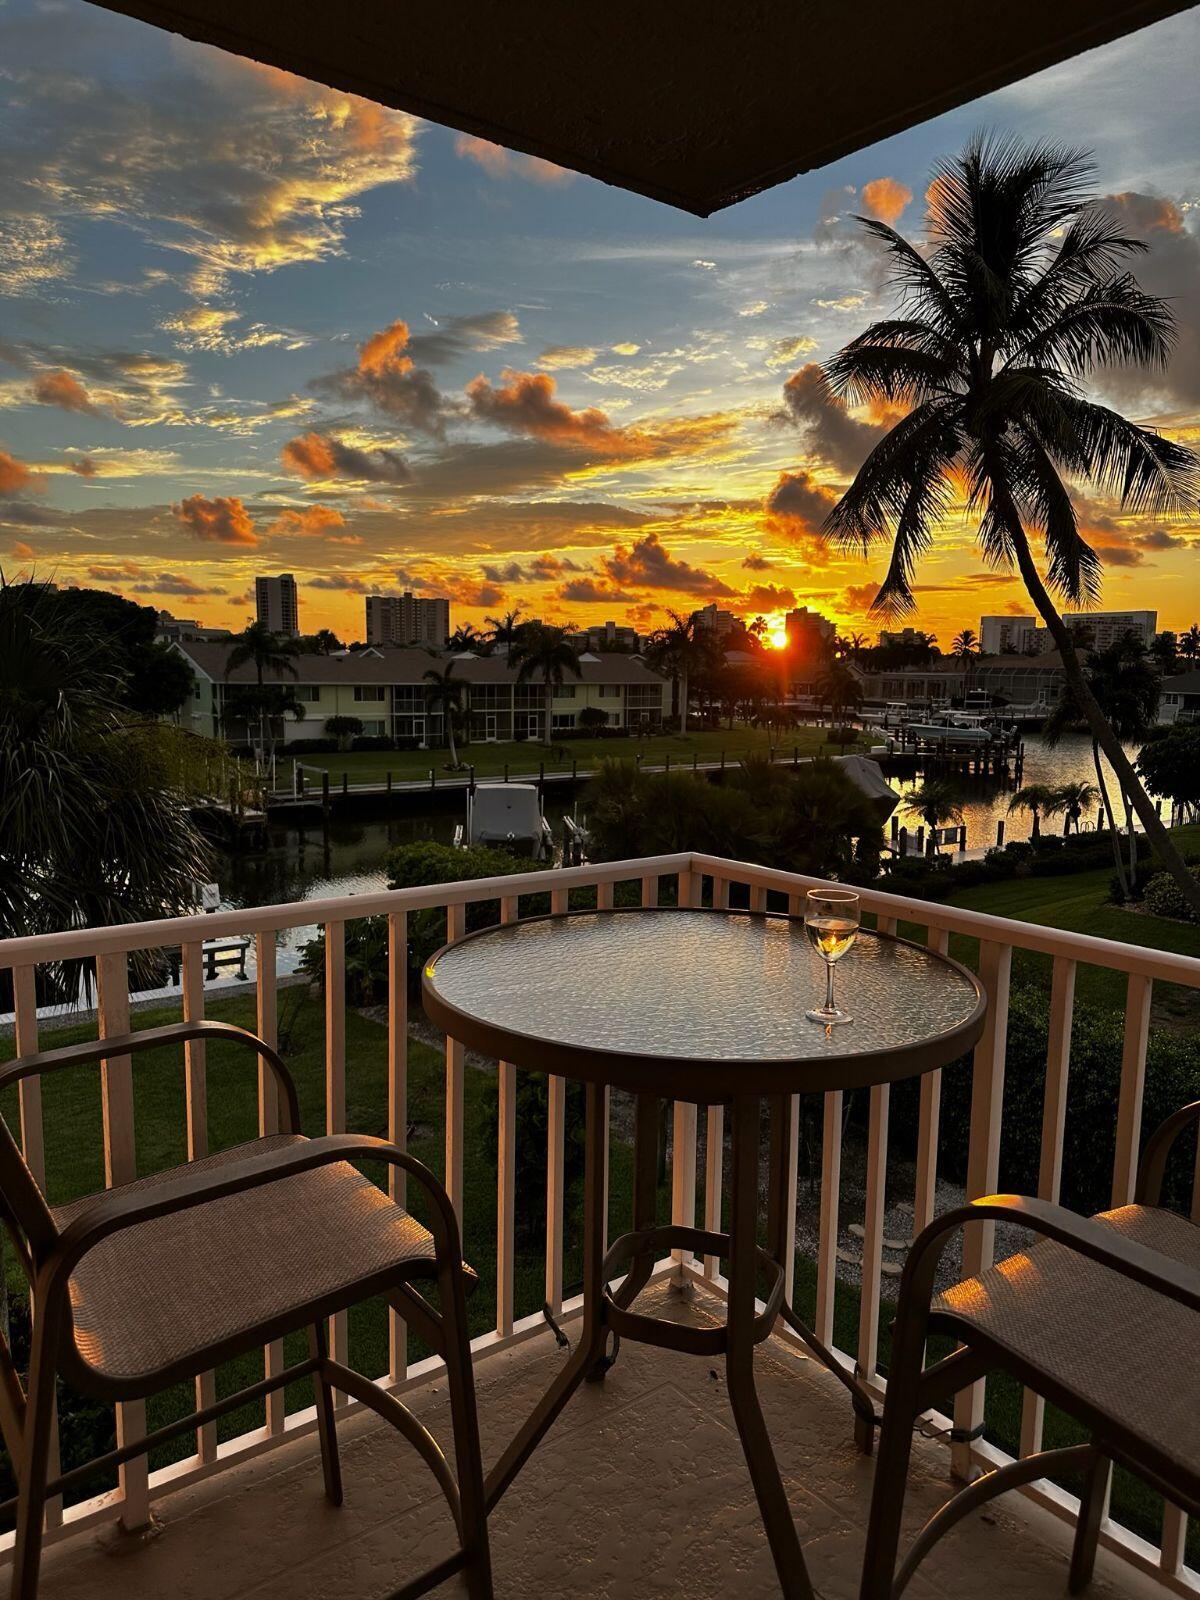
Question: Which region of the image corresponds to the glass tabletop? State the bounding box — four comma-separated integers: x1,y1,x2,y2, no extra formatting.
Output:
423,908,986,1096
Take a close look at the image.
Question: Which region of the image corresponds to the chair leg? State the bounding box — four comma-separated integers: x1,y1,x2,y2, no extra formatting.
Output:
437,1251,493,1600
308,1322,344,1507
1068,1447,1111,1594
11,1315,59,1600
858,1329,922,1600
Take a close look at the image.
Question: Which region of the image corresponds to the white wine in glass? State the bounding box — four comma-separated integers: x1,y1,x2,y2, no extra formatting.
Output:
804,888,860,1025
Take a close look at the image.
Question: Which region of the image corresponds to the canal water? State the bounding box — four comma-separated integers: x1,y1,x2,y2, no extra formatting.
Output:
216,732,1138,924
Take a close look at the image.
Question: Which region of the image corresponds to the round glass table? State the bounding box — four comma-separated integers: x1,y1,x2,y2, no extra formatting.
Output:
423,906,986,1598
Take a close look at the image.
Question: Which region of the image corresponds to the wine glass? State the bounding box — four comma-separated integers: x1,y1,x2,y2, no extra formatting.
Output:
804,888,860,1025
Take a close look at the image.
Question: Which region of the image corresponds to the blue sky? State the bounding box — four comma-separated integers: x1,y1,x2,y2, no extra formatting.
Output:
1,0,1198,641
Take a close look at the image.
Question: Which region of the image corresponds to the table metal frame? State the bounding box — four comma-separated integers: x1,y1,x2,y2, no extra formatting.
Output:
423,907,987,1599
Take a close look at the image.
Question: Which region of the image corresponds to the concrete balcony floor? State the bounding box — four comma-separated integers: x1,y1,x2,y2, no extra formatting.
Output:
40,1280,1160,1600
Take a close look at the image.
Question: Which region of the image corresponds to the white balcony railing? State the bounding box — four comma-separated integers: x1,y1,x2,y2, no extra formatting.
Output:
0,852,1197,1592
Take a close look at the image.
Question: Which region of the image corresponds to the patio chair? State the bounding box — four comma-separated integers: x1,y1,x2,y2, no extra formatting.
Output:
0,1020,492,1600
860,1098,1200,1599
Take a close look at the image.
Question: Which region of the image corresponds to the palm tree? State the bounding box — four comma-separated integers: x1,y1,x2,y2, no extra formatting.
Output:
0,580,211,989
485,609,525,651
422,662,466,766
509,624,582,748
644,610,704,732
821,134,1200,917
1052,780,1100,835
225,621,299,762
447,623,483,653
1008,782,1060,840
220,683,306,764
902,778,963,855
1043,634,1161,895
951,628,980,659
1180,623,1200,664
814,660,861,725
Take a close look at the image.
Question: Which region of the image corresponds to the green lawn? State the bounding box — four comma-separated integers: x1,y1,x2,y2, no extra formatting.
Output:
288,725,864,787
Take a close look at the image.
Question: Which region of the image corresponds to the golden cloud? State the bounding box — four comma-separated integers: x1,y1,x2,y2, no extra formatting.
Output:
269,504,347,536
280,431,411,484
31,368,99,415
861,177,913,227
454,134,573,186
0,448,44,495
172,493,258,546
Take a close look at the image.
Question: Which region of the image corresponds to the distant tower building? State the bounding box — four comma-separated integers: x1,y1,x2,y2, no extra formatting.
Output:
691,602,738,640
784,606,835,648
255,573,299,636
366,591,451,648
980,614,1037,654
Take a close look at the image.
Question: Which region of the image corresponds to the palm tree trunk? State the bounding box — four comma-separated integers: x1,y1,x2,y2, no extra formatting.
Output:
1006,512,1200,918
543,679,553,747
447,708,458,767
679,668,688,732
1125,792,1138,893
1093,739,1129,900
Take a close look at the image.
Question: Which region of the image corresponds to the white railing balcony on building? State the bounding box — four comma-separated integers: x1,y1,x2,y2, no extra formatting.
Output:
0,852,1197,1595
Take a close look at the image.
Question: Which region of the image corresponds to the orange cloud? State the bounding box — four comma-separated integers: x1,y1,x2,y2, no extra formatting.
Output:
765,469,839,544
172,493,258,545
740,582,797,611
0,448,43,495
269,504,347,536
10,541,35,560
466,370,644,458
31,368,99,415
840,581,880,616
603,531,735,597
454,134,573,186
280,431,410,484
861,177,912,227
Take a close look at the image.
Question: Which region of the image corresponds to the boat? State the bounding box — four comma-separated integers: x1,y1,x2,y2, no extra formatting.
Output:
454,782,553,859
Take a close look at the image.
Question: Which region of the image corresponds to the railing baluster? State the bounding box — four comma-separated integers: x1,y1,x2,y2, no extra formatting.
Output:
545,888,568,1314
95,951,150,1530
1020,955,1075,1460
713,875,729,911
323,920,349,1398
641,872,659,909
254,932,286,1433
596,879,614,912
13,967,63,1531
952,939,1013,1479
182,940,218,1461
496,897,518,1340
703,1103,724,1279
857,916,897,1387
1113,972,1152,1207
443,903,466,1229
388,910,408,1383
672,869,699,1270
749,884,767,914
814,1089,842,1347
913,928,948,1236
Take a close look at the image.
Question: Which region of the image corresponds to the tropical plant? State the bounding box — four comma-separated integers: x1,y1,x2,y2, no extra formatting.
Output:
1051,779,1100,834
643,610,706,732
297,627,344,655
814,660,861,723
1137,725,1200,825
1007,782,1060,840
219,683,306,764
34,585,195,717
577,705,609,734
1043,634,1161,895
821,134,1200,917
224,621,299,760
902,779,964,854
0,580,211,994
485,609,526,650
422,661,466,766
447,622,483,653
509,623,582,748
324,714,364,751
1179,623,1200,663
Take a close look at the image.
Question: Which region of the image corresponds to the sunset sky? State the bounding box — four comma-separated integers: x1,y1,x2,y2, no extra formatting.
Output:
2,0,1199,645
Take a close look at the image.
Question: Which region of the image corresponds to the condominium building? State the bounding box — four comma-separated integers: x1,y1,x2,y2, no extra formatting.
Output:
1024,610,1158,655
365,591,450,648
979,615,1037,655
784,606,835,648
691,603,739,640
171,641,670,746
255,573,300,636
565,619,642,652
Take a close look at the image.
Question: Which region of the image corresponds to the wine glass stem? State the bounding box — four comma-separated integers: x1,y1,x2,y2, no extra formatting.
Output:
824,960,835,1013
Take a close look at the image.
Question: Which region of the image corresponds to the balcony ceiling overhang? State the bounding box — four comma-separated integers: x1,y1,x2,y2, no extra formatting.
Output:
94,0,1190,215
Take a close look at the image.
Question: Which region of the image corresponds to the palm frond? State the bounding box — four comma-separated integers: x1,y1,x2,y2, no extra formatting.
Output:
1050,395,1199,513
1008,206,1149,347
1014,274,1177,375
1008,430,1103,604
822,400,960,555
854,218,962,335
824,340,956,408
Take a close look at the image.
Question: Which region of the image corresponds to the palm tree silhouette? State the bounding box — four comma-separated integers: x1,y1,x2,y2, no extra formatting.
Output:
509,624,582,748
645,610,704,732
485,609,526,650
1007,782,1060,840
423,662,466,766
1052,780,1100,835
822,135,1200,916
224,621,298,760
902,778,963,855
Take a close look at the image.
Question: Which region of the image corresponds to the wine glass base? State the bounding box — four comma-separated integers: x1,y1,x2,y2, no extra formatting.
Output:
805,1006,854,1026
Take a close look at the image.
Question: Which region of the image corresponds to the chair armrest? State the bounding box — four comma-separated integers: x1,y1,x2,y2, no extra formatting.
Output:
900,1194,1200,1318
1136,1099,1200,1207
0,1021,301,1135
43,1135,462,1299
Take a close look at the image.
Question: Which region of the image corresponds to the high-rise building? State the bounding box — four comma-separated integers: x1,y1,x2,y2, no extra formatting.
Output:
565,619,642,652
255,573,300,636
1025,610,1158,655
691,602,739,639
365,591,450,648
980,614,1037,655
784,606,835,647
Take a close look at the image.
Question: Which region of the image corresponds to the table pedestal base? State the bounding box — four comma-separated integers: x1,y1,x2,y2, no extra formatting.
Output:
484,1090,817,1600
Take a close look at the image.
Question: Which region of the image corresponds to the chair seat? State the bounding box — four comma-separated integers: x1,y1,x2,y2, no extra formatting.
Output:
933,1204,1200,1483
56,1136,438,1389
